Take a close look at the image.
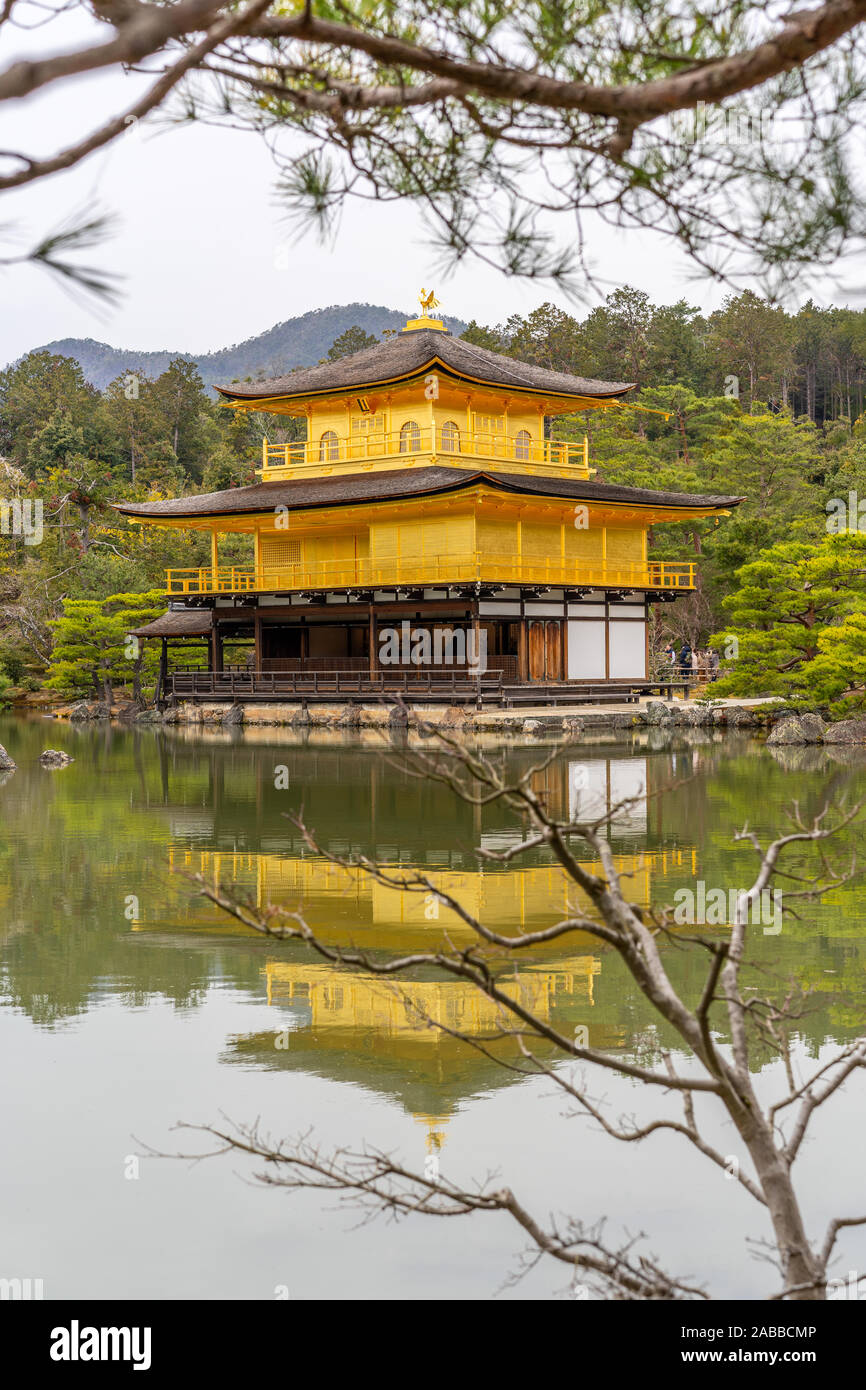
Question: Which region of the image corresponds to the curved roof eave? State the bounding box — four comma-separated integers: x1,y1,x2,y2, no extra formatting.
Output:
111,466,745,522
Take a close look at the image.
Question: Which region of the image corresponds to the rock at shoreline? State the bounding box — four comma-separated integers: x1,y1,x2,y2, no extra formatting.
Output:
0,743,16,770
767,713,826,745
334,705,361,729
69,700,111,721
726,706,758,728
823,718,866,745
644,701,672,725
438,705,469,731
522,718,543,734
689,705,717,727
223,702,245,726
39,749,74,769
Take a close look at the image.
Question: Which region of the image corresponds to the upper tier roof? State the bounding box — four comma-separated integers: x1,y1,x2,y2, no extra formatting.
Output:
216,328,635,405
114,466,743,520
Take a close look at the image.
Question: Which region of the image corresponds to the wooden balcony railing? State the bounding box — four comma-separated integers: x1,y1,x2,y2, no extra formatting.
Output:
164,556,696,596
165,668,507,703
258,428,590,481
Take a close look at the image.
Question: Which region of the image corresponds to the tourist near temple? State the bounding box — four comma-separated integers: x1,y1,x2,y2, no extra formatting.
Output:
118,294,742,705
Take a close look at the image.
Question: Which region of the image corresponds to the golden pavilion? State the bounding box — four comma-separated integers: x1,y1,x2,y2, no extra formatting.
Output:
118,296,741,703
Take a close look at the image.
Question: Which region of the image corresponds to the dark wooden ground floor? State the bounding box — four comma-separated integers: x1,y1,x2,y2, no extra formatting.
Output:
139,588,686,705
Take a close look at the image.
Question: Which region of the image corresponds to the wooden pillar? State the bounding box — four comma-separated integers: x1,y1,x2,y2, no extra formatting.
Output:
210,530,219,589
156,637,168,704
368,606,377,675
254,611,262,673
211,619,223,674
514,611,528,686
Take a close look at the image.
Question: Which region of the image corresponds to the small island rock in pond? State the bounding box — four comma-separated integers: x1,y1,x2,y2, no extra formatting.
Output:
0,743,16,770
39,749,75,769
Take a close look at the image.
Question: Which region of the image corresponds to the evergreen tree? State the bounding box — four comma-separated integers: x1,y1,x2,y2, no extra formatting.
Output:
46,590,165,700
708,292,794,409
148,358,219,481
459,321,507,352
326,326,379,360
0,352,102,472
711,534,866,704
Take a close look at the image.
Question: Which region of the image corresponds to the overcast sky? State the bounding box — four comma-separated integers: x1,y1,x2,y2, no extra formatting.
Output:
2,10,866,368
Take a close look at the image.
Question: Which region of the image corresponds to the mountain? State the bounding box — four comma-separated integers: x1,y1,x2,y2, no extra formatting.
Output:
21,302,469,394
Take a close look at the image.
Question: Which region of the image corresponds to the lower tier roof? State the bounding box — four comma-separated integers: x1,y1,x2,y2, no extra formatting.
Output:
130,609,213,637
113,467,743,521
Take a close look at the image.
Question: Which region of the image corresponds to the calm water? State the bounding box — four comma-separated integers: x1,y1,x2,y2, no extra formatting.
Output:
1,714,865,1300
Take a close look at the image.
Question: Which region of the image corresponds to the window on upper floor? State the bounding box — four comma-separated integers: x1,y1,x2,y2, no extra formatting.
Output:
261,536,301,570
441,420,461,452
351,413,385,437
515,429,532,461
400,420,421,452
319,430,339,462
474,414,505,437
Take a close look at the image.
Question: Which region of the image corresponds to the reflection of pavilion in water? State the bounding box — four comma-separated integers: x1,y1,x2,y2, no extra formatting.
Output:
158,753,689,943
165,840,696,944
258,954,610,1151
163,744,675,864
153,838,695,1139
140,749,696,1138
263,955,603,1045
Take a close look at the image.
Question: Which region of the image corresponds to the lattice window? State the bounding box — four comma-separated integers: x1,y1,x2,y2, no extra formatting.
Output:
261,537,301,569
514,429,532,461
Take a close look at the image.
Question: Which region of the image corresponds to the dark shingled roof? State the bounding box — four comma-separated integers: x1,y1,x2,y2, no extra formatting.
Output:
216,328,635,403
131,609,213,637
114,467,743,520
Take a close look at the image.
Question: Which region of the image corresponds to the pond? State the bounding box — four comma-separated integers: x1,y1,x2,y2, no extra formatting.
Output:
1,713,864,1300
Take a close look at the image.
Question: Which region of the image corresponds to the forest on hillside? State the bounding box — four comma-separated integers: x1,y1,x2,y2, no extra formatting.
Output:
2,287,866,709
464,288,866,425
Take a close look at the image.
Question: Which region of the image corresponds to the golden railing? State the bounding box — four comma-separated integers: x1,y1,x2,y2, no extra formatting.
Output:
258,428,590,481
165,556,696,596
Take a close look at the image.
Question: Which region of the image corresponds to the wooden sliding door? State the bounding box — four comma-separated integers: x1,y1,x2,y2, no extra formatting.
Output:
528,619,562,681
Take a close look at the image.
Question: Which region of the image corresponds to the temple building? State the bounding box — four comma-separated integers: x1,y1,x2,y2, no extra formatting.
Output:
118,298,741,702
